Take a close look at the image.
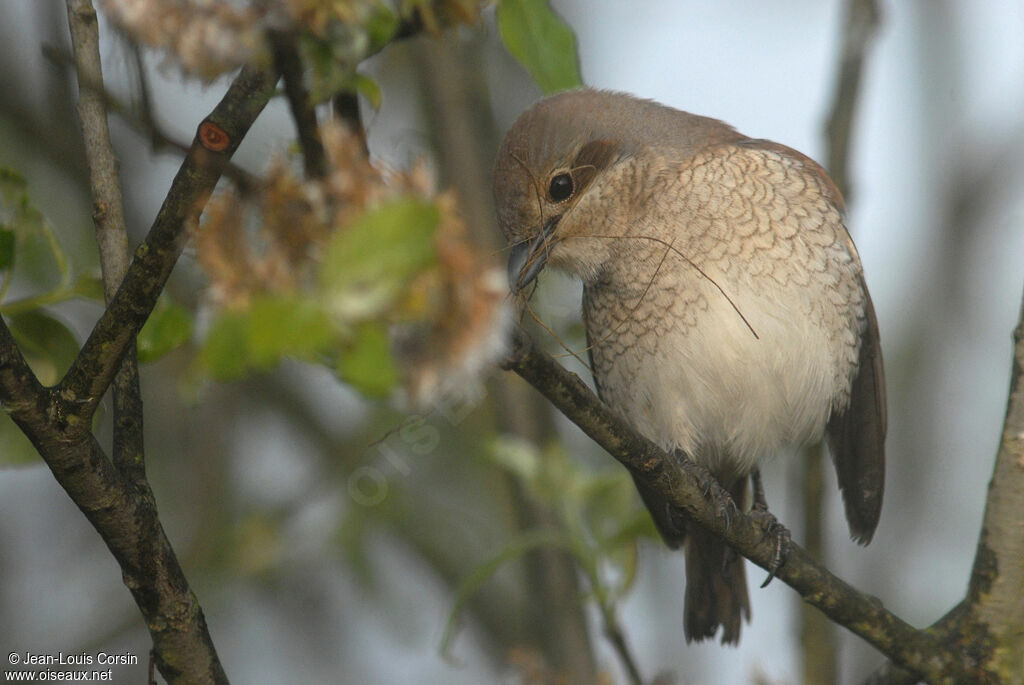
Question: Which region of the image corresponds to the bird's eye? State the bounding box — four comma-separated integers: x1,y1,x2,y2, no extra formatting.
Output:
548,173,574,202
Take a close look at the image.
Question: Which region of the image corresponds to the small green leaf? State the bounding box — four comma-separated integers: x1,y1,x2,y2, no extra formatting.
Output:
138,296,193,363
352,73,382,111
320,197,439,320
0,228,14,272
71,275,106,301
6,310,80,386
497,0,583,94
0,414,40,467
200,295,334,380
0,167,28,207
335,322,399,398
488,436,542,484
365,3,400,52
441,529,570,659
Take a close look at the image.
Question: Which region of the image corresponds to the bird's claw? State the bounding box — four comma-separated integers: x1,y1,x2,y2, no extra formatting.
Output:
702,475,738,532
749,502,791,588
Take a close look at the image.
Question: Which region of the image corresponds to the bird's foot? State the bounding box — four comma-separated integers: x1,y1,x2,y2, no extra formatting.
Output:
699,470,739,532
748,502,791,588
681,451,741,533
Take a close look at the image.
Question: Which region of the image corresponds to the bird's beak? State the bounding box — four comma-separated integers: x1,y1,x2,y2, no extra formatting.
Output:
508,216,560,295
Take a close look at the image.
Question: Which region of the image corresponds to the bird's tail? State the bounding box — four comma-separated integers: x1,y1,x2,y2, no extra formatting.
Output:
683,476,750,645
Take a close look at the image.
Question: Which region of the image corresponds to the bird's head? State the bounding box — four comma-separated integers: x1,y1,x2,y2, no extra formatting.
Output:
493,90,632,294
493,89,741,295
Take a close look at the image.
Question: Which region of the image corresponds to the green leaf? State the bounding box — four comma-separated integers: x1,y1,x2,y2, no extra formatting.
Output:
352,73,382,111
137,296,193,363
200,295,335,380
71,275,106,302
0,228,15,272
0,414,40,467
320,197,439,320
0,167,28,207
497,0,583,94
6,310,80,386
365,3,400,53
336,322,399,398
440,529,570,659
488,435,542,484
0,167,69,291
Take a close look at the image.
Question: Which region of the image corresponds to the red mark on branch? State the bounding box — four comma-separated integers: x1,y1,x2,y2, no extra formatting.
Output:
199,121,230,152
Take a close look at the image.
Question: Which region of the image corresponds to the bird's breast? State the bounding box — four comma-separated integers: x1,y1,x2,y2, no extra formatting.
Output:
583,258,862,473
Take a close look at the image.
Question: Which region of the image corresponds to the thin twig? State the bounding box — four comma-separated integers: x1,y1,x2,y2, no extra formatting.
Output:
824,0,881,204
57,64,275,421
65,0,145,484
333,91,368,156
583,563,643,685
43,45,259,189
268,28,327,179
805,0,882,679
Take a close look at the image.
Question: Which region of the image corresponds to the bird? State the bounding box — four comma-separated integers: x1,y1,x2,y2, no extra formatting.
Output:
492,89,886,644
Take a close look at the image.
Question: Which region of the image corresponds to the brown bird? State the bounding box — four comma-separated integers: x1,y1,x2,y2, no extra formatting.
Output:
493,90,886,644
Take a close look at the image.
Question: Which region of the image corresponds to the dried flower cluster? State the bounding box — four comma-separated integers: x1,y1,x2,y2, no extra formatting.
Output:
198,122,405,308
100,0,270,79
395,192,510,406
196,121,509,404
100,0,484,80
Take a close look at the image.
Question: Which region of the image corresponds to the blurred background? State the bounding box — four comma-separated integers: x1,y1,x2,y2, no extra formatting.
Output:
1,1,1023,683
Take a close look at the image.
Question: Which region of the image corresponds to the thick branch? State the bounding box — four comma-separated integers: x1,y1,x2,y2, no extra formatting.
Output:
502,330,973,683
57,64,276,418
65,0,145,484
0,63,274,684
960,288,1024,676
0,316,227,684
865,291,1024,685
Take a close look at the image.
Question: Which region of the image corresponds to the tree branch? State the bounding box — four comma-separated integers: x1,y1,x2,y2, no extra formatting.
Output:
809,1,882,679
333,91,368,157
865,287,1024,685
56,64,276,420
42,44,259,189
502,329,974,684
824,0,880,205
268,28,327,179
65,0,145,485
0,316,227,684
959,287,1024,676
0,62,275,684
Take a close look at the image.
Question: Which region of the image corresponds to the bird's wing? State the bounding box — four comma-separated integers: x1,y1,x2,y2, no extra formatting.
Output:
826,278,887,544
734,138,887,544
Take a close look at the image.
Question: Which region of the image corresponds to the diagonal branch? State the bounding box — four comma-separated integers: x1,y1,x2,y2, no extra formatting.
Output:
0,63,274,684
0,314,226,683
502,329,974,684
43,44,260,189
57,64,276,419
